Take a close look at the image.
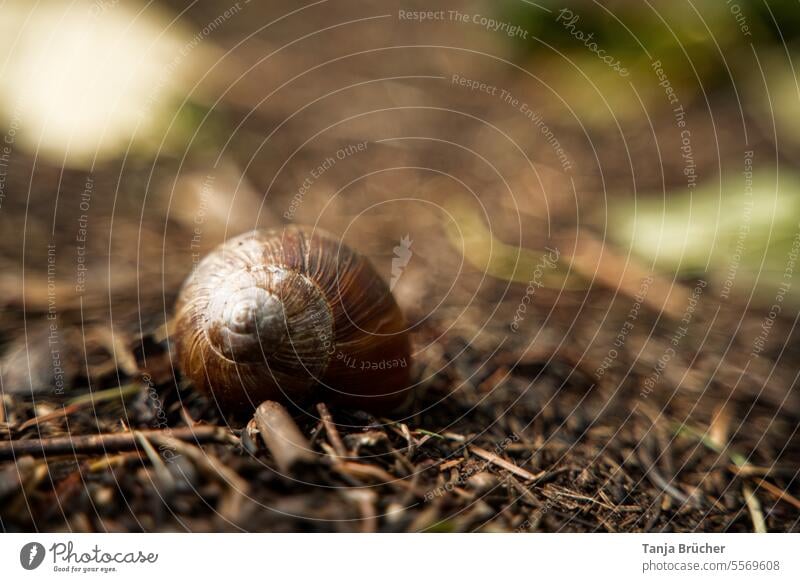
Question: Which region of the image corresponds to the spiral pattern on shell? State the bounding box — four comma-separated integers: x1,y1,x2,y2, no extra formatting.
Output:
174,226,412,415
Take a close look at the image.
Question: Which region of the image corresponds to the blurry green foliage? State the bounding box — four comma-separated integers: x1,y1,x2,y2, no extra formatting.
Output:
495,1,800,129
611,171,800,306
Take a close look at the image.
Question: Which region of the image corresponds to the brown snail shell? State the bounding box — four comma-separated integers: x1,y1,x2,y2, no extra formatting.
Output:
174,226,412,416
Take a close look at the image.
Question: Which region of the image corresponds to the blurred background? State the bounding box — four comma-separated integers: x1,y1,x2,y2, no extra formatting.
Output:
0,0,798,532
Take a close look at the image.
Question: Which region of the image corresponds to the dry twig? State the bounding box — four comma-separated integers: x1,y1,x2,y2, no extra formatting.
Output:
253,401,314,473
0,425,233,459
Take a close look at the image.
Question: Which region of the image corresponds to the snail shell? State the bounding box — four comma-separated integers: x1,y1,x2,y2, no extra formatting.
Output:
174,226,412,415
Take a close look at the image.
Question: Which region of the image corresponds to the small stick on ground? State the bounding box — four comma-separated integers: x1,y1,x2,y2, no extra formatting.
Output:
16,403,85,432
637,448,699,508
134,431,176,496
149,433,249,524
253,401,314,473
316,402,347,458
743,483,768,533
751,477,800,511
468,445,545,482
16,383,145,432
0,425,234,459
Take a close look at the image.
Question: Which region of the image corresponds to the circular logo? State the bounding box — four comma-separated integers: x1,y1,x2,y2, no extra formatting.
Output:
19,542,46,570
